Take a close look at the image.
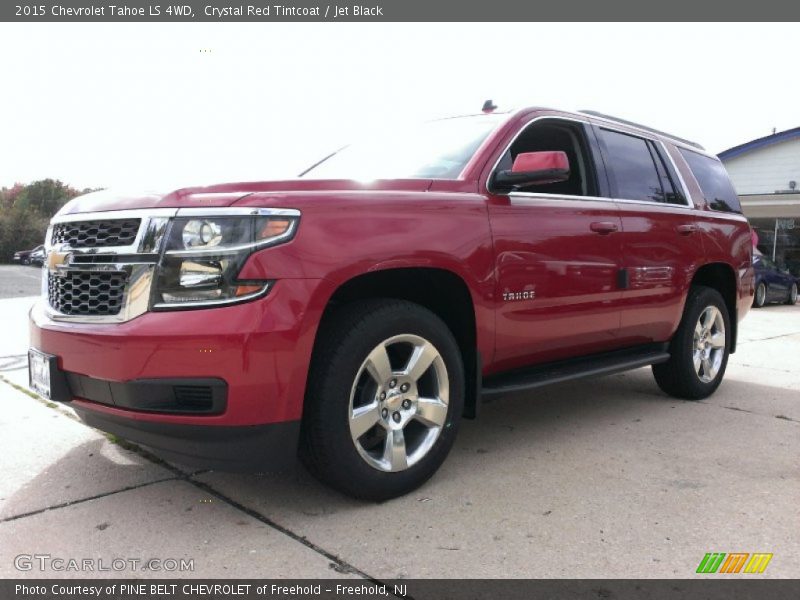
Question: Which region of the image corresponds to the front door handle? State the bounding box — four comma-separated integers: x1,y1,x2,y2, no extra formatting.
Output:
677,224,699,235
590,221,618,235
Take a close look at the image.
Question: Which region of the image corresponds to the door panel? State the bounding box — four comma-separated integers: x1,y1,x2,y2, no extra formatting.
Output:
591,125,706,344
614,203,706,344
490,195,624,371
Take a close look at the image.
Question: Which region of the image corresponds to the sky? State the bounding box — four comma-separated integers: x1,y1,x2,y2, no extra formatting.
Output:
0,22,797,191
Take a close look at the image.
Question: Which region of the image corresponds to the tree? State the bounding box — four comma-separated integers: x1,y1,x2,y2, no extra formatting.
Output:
0,179,98,262
12,179,81,216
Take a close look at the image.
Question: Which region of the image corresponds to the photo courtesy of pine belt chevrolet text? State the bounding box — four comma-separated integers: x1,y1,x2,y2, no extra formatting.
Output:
28,105,755,501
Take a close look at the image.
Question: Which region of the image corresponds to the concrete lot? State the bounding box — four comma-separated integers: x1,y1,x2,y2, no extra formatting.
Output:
0,264,41,299
0,265,797,579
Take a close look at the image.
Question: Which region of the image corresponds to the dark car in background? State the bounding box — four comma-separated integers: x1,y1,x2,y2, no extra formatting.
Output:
753,254,798,307
13,245,45,266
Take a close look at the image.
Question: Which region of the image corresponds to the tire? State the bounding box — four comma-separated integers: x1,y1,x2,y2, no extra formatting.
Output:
21,257,30,266
652,286,731,400
787,283,798,306
753,282,767,308
300,299,464,501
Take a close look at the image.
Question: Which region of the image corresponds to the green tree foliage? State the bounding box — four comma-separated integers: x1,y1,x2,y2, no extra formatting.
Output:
0,180,98,262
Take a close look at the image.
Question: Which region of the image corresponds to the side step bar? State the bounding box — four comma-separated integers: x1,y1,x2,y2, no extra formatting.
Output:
481,344,670,398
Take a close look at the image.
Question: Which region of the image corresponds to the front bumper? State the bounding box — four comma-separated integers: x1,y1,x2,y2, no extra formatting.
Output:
29,278,332,470
74,406,300,471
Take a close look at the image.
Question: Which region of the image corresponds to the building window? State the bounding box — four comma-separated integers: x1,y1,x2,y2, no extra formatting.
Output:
750,217,800,277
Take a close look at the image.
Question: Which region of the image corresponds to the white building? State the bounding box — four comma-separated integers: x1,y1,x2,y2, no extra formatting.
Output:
718,128,800,276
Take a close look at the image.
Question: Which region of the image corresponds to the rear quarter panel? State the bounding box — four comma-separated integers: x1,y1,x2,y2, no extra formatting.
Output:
696,211,754,321
666,143,755,323
667,144,755,321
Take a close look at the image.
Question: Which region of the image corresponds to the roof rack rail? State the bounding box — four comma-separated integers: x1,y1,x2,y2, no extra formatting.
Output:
578,110,705,150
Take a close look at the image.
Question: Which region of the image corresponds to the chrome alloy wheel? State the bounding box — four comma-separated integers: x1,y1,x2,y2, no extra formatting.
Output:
348,334,449,472
693,306,726,383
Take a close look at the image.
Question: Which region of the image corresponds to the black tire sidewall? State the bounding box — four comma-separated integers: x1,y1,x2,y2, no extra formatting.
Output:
671,287,731,397
788,283,798,305
304,301,464,500
754,282,766,307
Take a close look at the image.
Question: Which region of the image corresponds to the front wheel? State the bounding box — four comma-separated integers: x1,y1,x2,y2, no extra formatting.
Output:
652,286,731,400
787,283,798,305
300,299,464,501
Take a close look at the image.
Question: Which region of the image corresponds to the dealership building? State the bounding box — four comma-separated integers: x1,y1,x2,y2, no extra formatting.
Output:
719,127,800,277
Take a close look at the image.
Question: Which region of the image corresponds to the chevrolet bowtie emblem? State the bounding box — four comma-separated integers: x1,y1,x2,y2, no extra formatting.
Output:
47,250,72,270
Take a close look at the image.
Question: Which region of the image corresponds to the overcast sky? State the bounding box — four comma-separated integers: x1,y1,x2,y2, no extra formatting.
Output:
0,22,796,191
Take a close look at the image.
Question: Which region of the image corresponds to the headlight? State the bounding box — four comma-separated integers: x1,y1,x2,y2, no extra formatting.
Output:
152,211,299,309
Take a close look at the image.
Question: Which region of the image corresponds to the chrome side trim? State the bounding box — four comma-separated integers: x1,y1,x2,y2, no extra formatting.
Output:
508,192,697,212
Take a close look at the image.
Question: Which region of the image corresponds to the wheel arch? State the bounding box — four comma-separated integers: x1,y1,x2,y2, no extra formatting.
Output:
312,267,482,419
690,262,739,352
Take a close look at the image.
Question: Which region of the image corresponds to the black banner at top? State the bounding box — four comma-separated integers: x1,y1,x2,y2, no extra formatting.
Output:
3,0,800,21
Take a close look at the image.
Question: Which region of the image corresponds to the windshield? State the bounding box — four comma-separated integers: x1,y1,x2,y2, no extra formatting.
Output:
301,115,504,180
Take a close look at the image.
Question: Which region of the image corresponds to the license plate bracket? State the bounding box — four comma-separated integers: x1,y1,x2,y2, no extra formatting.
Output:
28,349,71,402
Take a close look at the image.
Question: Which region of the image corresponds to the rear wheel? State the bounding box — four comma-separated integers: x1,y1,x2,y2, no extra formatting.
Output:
652,286,730,400
300,299,464,501
787,283,798,305
753,282,767,308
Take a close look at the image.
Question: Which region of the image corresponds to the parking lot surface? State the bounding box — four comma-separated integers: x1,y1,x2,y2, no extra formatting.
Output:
0,265,40,299
0,265,797,578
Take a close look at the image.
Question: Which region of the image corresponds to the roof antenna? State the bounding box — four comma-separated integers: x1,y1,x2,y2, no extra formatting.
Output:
772,127,777,135
482,99,497,113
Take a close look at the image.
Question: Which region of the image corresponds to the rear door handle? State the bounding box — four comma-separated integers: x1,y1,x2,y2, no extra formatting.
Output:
590,221,618,235
676,224,699,235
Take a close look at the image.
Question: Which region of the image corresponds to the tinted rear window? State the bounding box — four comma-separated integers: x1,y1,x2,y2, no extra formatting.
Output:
598,129,664,203
678,148,742,213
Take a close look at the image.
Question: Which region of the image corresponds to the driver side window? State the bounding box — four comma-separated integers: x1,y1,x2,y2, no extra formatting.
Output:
498,119,598,197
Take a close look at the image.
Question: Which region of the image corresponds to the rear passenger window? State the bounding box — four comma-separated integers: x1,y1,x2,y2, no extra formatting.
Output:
678,148,742,213
598,129,666,203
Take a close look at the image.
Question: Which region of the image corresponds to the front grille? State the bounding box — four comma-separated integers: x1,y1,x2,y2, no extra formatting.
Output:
48,271,128,316
52,219,140,248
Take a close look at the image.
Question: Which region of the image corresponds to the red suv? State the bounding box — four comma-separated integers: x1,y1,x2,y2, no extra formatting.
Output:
29,107,754,500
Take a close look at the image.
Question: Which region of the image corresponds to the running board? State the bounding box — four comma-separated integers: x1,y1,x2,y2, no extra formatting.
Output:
481,344,670,398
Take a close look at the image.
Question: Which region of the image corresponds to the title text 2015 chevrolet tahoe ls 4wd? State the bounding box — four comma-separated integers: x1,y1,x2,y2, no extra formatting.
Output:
29,107,754,500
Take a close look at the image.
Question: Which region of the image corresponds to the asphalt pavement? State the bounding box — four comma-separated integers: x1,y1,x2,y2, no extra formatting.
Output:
0,265,797,579
0,264,41,299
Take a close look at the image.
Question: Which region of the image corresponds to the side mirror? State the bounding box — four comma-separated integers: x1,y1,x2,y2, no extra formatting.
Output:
493,151,570,191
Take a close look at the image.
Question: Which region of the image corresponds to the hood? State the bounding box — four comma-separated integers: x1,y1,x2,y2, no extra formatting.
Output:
57,179,434,216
